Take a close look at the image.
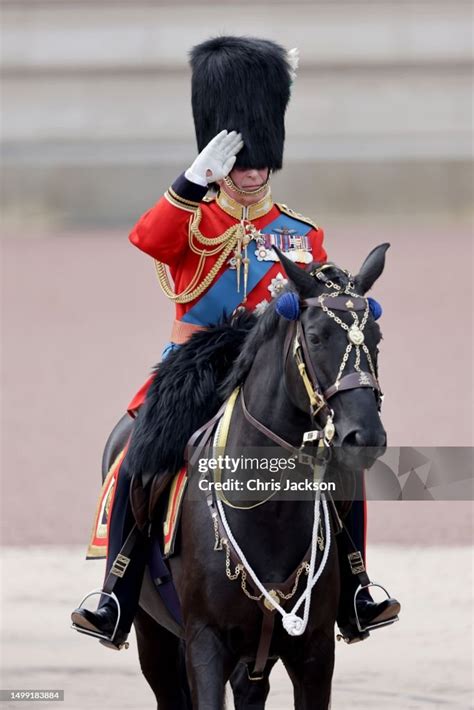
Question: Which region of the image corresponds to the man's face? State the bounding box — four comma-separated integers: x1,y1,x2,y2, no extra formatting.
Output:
228,167,269,190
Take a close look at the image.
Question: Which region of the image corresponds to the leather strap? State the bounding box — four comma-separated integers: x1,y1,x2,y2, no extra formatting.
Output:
296,320,321,396
185,399,229,467
324,371,380,400
240,388,300,456
296,322,333,423
102,523,142,595
249,612,276,680
303,296,366,311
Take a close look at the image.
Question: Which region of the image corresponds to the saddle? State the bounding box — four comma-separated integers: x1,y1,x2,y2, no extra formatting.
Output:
86,315,255,559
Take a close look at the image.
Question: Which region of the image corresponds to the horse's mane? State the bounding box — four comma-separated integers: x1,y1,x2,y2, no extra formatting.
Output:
220,299,281,398
125,312,258,477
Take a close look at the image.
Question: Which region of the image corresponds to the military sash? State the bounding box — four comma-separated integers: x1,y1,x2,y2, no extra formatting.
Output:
181,213,312,326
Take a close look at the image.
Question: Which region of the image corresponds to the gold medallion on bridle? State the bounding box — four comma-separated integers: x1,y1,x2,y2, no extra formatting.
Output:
348,326,365,345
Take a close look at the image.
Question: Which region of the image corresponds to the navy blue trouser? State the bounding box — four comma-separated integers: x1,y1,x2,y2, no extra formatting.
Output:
336,472,371,623
99,454,148,633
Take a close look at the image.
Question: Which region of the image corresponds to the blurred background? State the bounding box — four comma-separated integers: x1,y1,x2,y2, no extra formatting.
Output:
2,0,472,227
1,2,472,709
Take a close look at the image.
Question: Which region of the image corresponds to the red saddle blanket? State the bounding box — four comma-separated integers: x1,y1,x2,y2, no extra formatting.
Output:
86,454,188,560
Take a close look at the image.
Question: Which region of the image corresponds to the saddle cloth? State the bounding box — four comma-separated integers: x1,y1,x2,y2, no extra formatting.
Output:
86,449,124,559
86,455,187,560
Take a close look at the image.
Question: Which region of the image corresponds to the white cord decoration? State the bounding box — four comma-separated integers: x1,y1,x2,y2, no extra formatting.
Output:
216,492,331,637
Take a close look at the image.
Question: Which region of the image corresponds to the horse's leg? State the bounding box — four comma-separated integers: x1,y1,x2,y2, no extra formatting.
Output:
282,633,335,710
230,659,277,710
134,606,192,710
185,622,236,710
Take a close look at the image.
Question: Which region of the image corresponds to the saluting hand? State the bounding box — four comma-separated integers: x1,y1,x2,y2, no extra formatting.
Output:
185,130,244,186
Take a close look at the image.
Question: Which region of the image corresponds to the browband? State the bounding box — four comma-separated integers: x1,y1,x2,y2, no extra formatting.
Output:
302,296,367,312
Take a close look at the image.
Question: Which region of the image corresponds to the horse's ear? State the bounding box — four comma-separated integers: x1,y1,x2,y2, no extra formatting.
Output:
274,247,318,298
354,243,390,294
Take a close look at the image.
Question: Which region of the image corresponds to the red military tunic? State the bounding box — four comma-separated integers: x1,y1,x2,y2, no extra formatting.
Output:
127,173,327,412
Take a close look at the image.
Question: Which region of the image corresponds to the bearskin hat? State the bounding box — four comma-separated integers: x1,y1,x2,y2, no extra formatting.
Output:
189,36,292,171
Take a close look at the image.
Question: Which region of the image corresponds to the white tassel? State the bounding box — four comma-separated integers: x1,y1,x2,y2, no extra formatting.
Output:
287,47,300,82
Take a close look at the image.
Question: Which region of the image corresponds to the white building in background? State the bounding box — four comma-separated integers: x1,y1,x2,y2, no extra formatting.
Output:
1,0,472,228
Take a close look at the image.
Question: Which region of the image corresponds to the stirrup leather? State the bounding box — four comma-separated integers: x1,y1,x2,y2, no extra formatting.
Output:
71,589,129,650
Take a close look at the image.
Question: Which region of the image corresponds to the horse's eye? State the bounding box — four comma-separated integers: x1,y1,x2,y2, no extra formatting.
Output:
309,334,321,346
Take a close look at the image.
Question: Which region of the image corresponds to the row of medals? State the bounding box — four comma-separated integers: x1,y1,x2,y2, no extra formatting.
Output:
227,221,312,270
227,221,312,300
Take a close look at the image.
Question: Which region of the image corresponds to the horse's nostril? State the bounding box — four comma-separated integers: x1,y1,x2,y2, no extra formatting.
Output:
343,430,386,448
343,431,360,448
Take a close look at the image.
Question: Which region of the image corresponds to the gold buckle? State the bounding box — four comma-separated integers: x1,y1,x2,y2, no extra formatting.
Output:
111,554,131,578
348,551,366,575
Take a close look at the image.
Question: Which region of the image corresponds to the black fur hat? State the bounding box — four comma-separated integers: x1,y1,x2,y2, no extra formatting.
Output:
190,36,292,171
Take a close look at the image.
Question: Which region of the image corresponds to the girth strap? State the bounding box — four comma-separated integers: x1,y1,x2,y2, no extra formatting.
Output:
249,611,276,681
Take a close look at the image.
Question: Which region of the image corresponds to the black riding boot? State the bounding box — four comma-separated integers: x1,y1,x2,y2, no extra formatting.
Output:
336,498,400,643
71,455,149,649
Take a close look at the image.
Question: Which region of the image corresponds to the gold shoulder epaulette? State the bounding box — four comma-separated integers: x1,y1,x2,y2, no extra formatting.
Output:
276,203,319,231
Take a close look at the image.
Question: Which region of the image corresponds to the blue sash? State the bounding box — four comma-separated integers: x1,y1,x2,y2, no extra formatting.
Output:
181,213,311,326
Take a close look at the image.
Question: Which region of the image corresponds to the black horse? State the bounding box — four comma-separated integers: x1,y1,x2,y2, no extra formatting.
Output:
102,244,389,709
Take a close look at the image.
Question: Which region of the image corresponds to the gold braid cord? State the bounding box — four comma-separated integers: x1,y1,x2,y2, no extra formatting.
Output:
154,207,243,304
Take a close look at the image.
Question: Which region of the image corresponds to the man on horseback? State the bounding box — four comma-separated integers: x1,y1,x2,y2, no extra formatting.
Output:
71,36,399,652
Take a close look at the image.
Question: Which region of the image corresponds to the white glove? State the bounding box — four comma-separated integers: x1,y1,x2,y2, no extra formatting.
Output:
185,130,244,187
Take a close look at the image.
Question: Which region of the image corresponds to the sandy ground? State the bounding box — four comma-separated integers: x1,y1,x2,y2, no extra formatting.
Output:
0,544,472,710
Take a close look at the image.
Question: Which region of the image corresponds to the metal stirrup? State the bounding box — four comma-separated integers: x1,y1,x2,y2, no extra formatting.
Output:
71,589,129,649
353,582,399,633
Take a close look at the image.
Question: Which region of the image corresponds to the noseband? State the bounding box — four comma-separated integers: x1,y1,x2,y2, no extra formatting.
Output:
241,265,383,462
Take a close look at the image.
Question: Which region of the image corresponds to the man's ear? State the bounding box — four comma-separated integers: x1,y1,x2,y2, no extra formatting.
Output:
354,243,390,294
273,247,318,299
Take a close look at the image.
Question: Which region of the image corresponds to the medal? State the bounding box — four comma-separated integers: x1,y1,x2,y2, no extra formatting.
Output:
254,228,313,263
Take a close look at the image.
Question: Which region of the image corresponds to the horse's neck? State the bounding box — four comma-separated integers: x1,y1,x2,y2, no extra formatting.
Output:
241,331,310,447
222,334,322,577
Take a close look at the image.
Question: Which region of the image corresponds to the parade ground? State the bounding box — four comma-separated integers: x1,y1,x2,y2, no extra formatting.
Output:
1,543,472,709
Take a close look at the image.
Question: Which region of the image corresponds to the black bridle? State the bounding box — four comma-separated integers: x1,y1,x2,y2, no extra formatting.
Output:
241,288,383,462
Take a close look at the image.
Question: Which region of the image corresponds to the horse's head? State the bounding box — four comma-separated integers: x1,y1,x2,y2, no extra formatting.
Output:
276,244,389,467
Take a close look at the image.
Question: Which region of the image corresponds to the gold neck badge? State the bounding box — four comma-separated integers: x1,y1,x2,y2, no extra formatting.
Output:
216,189,274,222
